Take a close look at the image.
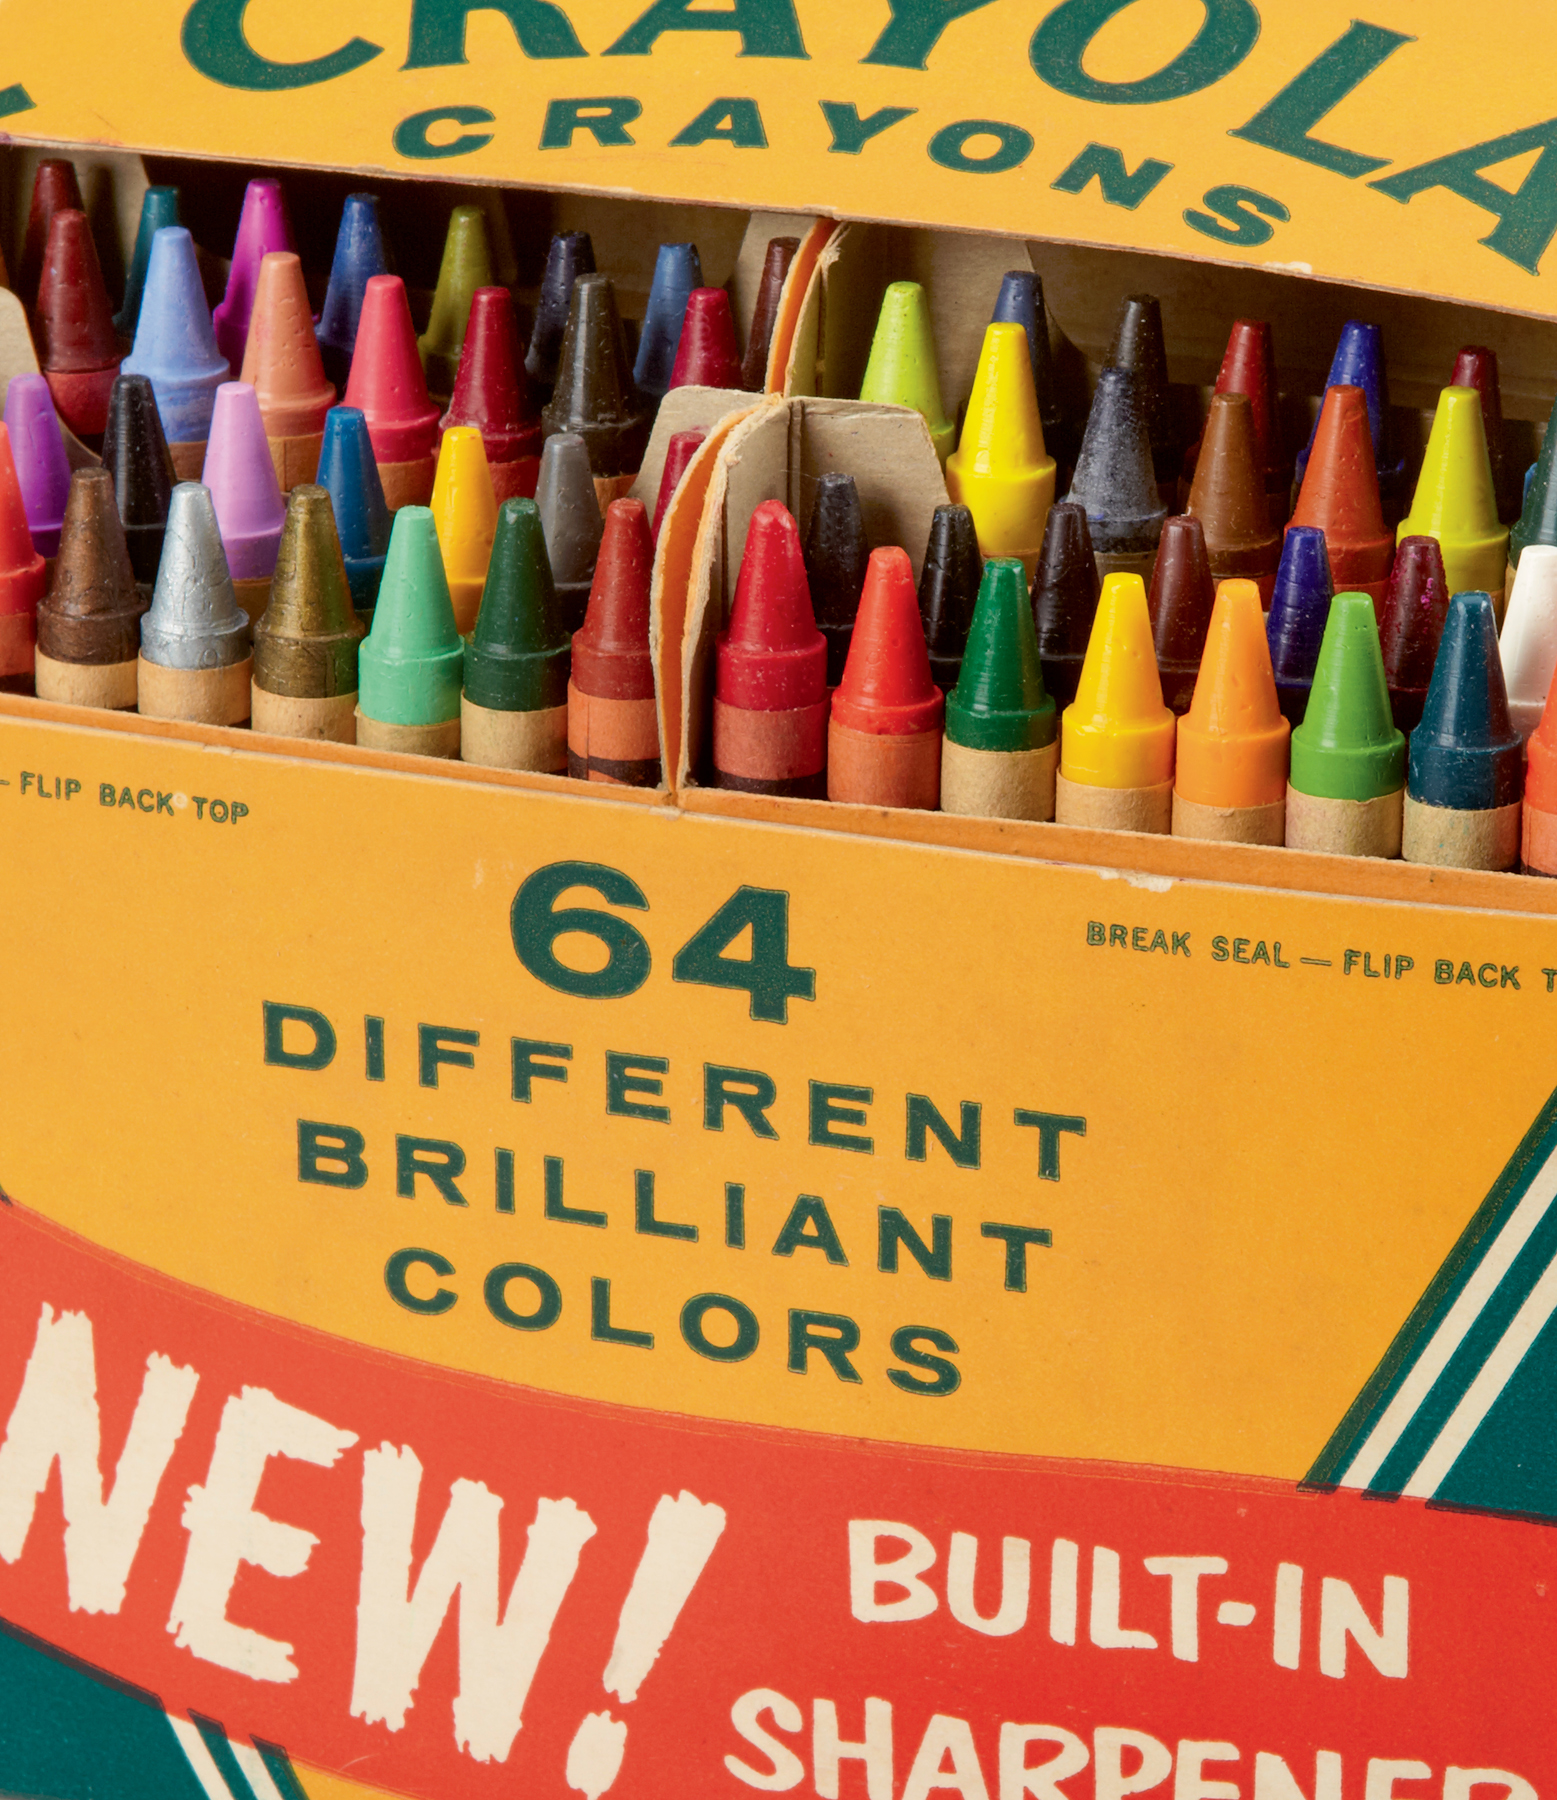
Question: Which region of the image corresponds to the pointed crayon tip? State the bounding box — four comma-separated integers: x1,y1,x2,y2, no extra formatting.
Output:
1032,498,1100,710
0,425,49,677
1409,590,1522,813
430,425,497,635
317,193,388,391
37,466,145,665
1378,534,1450,735
418,205,494,401
718,499,827,712
1512,391,1557,577
203,381,286,586
1186,391,1279,598
573,497,655,699
947,321,1055,575
115,186,180,339
1106,293,1180,484
1524,648,1557,868
1061,572,1174,788
343,275,441,467
35,209,125,440
317,405,391,617
1176,579,1289,810
540,274,650,476
441,287,542,484
992,269,1064,451
253,483,363,698
1398,385,1509,603
359,505,464,725
945,557,1053,750
465,496,570,713
741,236,799,393
1213,319,1285,500
1500,542,1557,743
3,374,71,558
1293,320,1406,516
525,231,595,394
122,226,229,451
240,251,336,487
1147,514,1218,714
1289,383,1393,604
1265,524,1334,722
535,430,603,629
1289,592,1404,800
19,159,84,308
918,502,983,691
1065,366,1165,573
139,479,250,670
669,287,744,393
101,373,175,586
859,281,954,465
634,242,704,400
652,428,706,543
803,471,869,688
1452,345,1521,526
832,545,942,729
212,177,295,372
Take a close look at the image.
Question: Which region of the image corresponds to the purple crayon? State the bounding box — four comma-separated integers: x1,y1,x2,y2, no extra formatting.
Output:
203,380,285,626
3,374,71,559
211,179,295,374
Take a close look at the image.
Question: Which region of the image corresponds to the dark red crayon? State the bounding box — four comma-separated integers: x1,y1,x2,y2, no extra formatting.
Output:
34,210,126,441
18,160,83,309
670,288,744,392
1378,534,1452,736
440,287,543,504
568,497,660,786
1147,514,1218,715
1452,346,1522,526
652,429,706,543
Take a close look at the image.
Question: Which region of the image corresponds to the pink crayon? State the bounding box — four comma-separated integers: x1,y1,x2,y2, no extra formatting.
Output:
211,179,294,373
3,373,71,559
203,380,286,626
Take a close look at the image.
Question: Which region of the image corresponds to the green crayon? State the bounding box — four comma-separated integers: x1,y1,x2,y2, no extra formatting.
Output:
859,281,955,467
356,505,464,757
419,206,494,403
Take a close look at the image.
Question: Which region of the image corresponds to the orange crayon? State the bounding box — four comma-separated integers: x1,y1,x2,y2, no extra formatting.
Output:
1289,385,1394,608
241,252,336,491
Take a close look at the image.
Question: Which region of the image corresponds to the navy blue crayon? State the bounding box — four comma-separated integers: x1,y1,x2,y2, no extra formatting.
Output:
634,242,702,402
1031,499,1099,710
1265,525,1334,724
317,195,389,391
1064,366,1165,582
991,271,1068,467
1292,321,1408,523
525,231,595,397
317,406,391,621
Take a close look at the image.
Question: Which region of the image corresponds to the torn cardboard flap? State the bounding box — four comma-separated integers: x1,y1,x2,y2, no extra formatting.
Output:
629,385,756,519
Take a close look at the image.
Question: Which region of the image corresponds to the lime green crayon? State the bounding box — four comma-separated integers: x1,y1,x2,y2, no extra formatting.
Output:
357,505,464,757
859,281,955,467
1286,591,1405,858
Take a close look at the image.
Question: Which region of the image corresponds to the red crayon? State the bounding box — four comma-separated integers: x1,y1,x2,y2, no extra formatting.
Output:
652,429,706,543
34,210,125,441
669,289,744,392
343,276,441,511
1191,320,1288,518
828,545,944,809
440,287,543,504
18,160,83,309
568,498,661,786
0,425,48,689
713,499,828,797
1288,384,1394,607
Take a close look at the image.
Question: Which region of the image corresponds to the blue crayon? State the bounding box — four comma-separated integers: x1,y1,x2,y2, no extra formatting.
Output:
634,242,703,401
525,231,595,395
120,226,229,466
991,269,1064,455
316,406,391,621
1266,525,1334,724
316,194,389,391
115,186,179,339
1292,321,1408,521
1402,590,1523,870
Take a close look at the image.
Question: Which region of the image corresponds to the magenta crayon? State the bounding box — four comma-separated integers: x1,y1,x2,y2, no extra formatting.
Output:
211,178,294,373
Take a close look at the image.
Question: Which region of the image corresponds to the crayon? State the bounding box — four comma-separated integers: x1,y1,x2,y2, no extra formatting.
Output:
712,498,827,797
1292,321,1407,523
211,177,294,374
440,287,542,503
569,498,660,786
1147,514,1217,716
316,406,391,622
18,160,84,309
858,282,954,466
1522,665,1557,875
356,505,464,757
803,471,869,688
343,275,441,510
1185,392,1281,601
1500,544,1557,744
430,425,497,636
1288,384,1394,608
535,430,603,632
1264,524,1334,725
34,209,126,441
1106,294,1182,494
1031,499,1100,711
1173,579,1289,845
315,193,388,391
33,468,146,709
991,270,1070,476
634,242,703,401
418,205,492,402
652,428,706,544
1451,346,1522,527
1377,534,1450,736
1064,366,1165,582
0,426,49,689
1055,571,1175,834
1402,591,1522,870
251,484,365,742
669,287,745,392
946,322,1055,578
239,251,336,491
1510,394,1557,604
525,230,595,397
121,226,228,479
1212,320,1287,513
741,236,799,392
918,502,982,692
203,380,286,627
940,557,1056,821
1397,386,1509,618
115,186,179,339
540,275,651,483
100,373,175,591
136,481,253,725
4,374,70,560
828,546,944,809
1285,592,1405,858
462,497,571,772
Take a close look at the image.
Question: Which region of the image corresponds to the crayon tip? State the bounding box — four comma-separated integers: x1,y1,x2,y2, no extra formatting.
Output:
139,482,251,669
1032,499,1100,710
1288,383,1393,603
918,503,983,691
1293,320,1406,513
1106,293,1180,483
316,193,389,391
1378,534,1450,735
1061,572,1174,789
1146,513,1217,714
316,405,392,617
832,546,942,734
946,321,1055,575
343,275,441,466
741,236,799,392
859,281,954,465
1398,386,1510,602
634,242,704,400
540,275,650,477
1176,579,1289,808
1500,543,1557,743
525,231,595,394
100,373,176,587
1289,592,1404,800
669,287,745,393
1212,319,1284,496
991,269,1063,450
359,505,464,726
1512,392,1557,575
1525,658,1557,855
203,381,286,582
1064,366,1165,564
211,177,295,373
803,471,869,688
573,498,655,700
718,499,827,711
0,425,49,670
945,557,1054,751
253,484,364,698
535,431,603,628
240,250,336,433
19,159,84,309
430,425,497,635
652,428,706,544
121,226,229,447
36,467,145,665
465,496,570,713
418,205,494,401
1265,525,1334,722
441,287,542,469
34,209,126,439
3,374,71,558
1451,345,1521,526
1186,391,1280,595
1409,591,1522,810
115,186,179,339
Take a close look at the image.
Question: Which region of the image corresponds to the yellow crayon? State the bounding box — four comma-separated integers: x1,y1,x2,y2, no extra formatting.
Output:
1055,571,1175,835
1397,386,1509,614
946,322,1056,580
430,426,497,636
